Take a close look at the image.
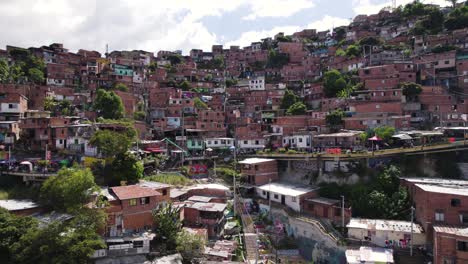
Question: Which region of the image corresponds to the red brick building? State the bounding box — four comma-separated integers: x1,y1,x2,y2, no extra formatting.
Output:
433,225,468,264
105,184,170,236
239,158,278,186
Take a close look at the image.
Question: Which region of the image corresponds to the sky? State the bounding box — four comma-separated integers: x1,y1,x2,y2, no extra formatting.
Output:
0,0,453,55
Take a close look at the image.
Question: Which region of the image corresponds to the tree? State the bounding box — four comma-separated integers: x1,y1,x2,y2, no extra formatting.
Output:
110,152,144,185
40,168,98,212
267,49,290,68
445,5,468,30
167,54,183,65
0,59,9,83
280,89,298,110
178,80,191,90
325,109,344,131
358,36,382,46
11,221,104,264
114,83,129,92
400,82,422,102
323,69,348,98
225,79,237,87
133,111,146,121
334,27,346,42
27,68,44,84
176,230,206,262
286,102,307,115
152,203,182,250
345,44,361,58
93,89,125,119
89,129,132,158
374,126,396,141
0,208,38,262
194,97,208,109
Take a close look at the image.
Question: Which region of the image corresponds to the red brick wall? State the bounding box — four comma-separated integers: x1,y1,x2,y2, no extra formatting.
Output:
241,160,278,185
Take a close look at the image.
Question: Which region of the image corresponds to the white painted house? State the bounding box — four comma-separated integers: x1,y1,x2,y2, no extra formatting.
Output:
347,218,426,248
237,138,265,150
282,134,311,150
205,138,234,149
249,76,265,91
256,182,318,212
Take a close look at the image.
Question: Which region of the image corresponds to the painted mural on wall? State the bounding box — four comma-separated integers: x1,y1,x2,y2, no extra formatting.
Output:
267,207,346,263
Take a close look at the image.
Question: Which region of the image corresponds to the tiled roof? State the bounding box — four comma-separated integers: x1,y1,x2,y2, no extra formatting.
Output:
111,185,161,200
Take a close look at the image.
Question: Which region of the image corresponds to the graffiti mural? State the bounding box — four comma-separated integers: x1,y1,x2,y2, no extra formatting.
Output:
268,208,346,263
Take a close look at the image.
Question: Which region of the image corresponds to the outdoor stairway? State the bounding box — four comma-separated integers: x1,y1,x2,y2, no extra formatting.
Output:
244,233,259,261
296,215,343,243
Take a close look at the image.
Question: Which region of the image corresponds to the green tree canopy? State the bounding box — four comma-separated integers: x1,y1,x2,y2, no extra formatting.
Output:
178,80,192,90
0,59,9,83
445,4,468,30
286,101,307,115
110,152,144,185
0,208,38,262
400,82,422,98
267,50,290,68
11,219,104,264
345,44,361,58
27,68,44,84
194,97,208,109
280,89,298,110
358,36,382,46
114,83,129,92
94,89,125,119
325,109,345,131
176,230,206,262
323,69,348,98
89,129,133,158
40,168,98,212
152,203,182,250
374,126,396,141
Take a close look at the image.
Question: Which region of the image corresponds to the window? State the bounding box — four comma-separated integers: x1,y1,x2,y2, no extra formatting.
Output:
445,60,450,65
262,191,267,195
299,138,303,143
274,194,279,199
457,241,468,252
244,140,248,144
133,241,144,248
129,199,137,206
452,199,461,207
435,210,445,222
460,213,468,224
308,204,314,210
140,197,150,205
291,197,297,202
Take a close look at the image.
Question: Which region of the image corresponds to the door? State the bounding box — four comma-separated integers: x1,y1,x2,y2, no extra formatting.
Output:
266,192,270,200
281,195,285,205
323,207,328,218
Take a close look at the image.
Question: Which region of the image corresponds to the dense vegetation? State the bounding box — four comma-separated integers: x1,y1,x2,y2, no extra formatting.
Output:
319,165,410,220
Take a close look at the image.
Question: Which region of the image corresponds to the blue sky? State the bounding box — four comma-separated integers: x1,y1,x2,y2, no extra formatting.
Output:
0,0,451,54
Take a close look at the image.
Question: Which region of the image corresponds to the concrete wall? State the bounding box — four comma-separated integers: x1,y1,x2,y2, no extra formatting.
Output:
267,206,346,263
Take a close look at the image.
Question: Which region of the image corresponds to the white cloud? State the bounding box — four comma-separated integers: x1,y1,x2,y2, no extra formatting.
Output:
242,0,315,20
0,0,317,54
306,15,350,32
223,14,350,48
224,26,301,48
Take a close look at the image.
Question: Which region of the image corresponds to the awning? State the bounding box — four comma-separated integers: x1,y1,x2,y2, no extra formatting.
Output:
392,134,413,140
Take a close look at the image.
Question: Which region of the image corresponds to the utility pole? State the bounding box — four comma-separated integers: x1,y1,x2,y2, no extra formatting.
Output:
410,206,415,257
269,178,272,218
341,195,345,235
